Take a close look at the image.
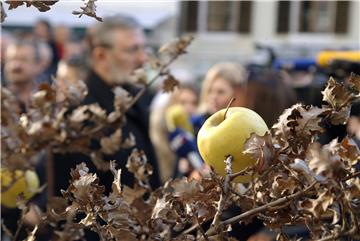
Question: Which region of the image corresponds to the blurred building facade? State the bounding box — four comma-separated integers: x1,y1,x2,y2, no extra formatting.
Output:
148,1,359,77
3,1,359,79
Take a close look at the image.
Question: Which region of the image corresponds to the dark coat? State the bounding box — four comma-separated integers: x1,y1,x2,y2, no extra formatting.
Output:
52,70,160,196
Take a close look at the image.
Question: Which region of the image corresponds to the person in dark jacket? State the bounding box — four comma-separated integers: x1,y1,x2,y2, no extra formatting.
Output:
52,15,160,198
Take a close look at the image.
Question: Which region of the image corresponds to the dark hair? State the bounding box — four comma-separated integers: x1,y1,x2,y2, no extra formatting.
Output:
245,71,297,126
36,19,51,30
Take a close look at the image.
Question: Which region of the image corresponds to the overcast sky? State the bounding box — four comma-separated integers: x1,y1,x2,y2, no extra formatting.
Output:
2,1,178,28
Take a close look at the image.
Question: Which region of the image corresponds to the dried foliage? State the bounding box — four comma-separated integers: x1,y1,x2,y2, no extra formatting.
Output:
1,4,359,238
2,73,355,241
1,1,7,23
5,0,58,12
2,0,103,23
1,36,192,173
34,74,358,241
72,0,102,22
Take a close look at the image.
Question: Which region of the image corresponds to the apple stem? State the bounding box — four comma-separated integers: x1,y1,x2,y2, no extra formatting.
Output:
224,97,236,121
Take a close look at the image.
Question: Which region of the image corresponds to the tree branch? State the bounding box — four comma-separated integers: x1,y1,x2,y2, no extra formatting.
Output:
206,181,318,236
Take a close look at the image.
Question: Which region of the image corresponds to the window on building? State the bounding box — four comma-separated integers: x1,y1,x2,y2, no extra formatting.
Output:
179,1,252,33
277,1,290,33
179,1,199,33
299,1,336,33
238,1,252,33
277,1,350,34
335,1,349,33
207,2,231,31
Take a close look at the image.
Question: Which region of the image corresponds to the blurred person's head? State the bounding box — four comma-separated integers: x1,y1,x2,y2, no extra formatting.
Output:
198,62,247,114
170,84,199,115
245,71,297,126
34,19,53,42
88,14,148,86
63,41,85,61
37,42,53,74
54,25,71,44
4,40,40,86
1,31,14,63
55,55,88,102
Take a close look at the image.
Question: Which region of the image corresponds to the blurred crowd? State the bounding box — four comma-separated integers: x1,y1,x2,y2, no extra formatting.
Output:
1,16,359,241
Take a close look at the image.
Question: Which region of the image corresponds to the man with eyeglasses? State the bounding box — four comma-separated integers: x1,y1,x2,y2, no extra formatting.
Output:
52,15,161,203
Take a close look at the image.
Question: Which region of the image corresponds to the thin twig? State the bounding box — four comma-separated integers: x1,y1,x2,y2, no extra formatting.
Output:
228,166,254,181
191,207,210,241
127,54,179,111
13,218,24,241
317,225,357,241
343,171,360,181
207,156,233,236
206,181,318,236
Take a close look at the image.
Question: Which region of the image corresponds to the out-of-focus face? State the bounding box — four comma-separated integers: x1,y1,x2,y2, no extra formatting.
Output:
107,28,148,84
206,77,234,114
55,62,83,102
34,22,50,41
177,89,198,115
4,44,38,85
54,25,70,44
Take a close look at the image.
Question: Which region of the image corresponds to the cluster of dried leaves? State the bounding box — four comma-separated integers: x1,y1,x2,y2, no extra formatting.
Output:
1,0,102,23
1,35,193,173
54,74,360,240
14,74,356,241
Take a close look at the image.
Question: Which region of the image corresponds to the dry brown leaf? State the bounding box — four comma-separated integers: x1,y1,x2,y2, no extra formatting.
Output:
72,0,102,21
171,178,203,200
243,132,274,173
345,178,360,200
299,190,334,219
122,185,146,205
126,149,153,184
272,104,324,154
349,72,360,93
113,86,132,112
72,173,98,200
130,68,148,85
322,77,353,109
5,0,57,11
162,74,179,93
100,128,122,155
328,106,351,125
307,141,346,181
1,2,7,23
159,35,194,57
270,175,298,198
110,161,122,195
339,137,360,167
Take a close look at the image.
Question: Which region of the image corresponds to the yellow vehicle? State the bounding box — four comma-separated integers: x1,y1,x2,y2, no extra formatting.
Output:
317,51,360,67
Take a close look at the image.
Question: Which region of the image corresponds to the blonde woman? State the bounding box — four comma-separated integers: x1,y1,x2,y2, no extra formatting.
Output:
193,62,248,133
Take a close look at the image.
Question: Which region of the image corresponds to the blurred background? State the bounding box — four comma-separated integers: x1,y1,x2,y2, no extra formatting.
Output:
2,0,359,77
1,2,359,239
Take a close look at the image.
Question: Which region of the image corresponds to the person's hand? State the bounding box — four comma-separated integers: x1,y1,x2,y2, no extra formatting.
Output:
169,128,204,170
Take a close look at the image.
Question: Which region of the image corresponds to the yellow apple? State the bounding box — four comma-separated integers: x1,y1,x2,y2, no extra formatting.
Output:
1,168,40,208
197,107,268,183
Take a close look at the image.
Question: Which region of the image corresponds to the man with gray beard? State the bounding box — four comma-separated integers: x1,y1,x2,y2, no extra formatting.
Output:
52,15,160,201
